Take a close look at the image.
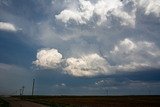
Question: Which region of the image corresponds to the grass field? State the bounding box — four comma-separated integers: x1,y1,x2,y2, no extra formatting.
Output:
12,95,160,107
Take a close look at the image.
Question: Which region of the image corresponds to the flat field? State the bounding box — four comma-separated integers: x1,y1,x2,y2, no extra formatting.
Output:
12,95,160,107
0,97,10,107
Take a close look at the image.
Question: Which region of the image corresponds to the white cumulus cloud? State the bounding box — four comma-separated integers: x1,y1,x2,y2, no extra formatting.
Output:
33,39,160,77
0,22,17,32
33,48,63,69
55,0,94,24
55,0,136,27
136,0,160,17
64,53,110,77
33,49,111,77
110,38,160,71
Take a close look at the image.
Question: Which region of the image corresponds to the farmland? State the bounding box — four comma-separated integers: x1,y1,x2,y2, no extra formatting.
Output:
11,95,160,107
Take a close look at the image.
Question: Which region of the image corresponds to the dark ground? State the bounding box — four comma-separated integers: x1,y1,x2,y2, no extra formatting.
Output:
11,95,160,107
0,96,48,107
0,97,10,107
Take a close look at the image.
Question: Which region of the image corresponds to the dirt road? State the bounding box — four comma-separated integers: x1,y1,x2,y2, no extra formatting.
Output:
2,97,48,107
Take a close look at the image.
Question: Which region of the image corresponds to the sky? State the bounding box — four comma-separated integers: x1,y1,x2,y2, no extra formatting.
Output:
0,0,160,95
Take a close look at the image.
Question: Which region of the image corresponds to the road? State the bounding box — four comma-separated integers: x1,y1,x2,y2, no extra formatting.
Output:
1,97,48,107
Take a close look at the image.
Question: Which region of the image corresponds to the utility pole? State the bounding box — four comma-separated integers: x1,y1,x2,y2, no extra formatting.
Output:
19,89,22,96
105,87,109,96
106,89,109,96
32,79,35,95
22,86,25,95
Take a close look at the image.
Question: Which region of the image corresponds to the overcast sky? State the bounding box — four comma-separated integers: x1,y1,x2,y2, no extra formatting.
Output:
0,0,160,95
